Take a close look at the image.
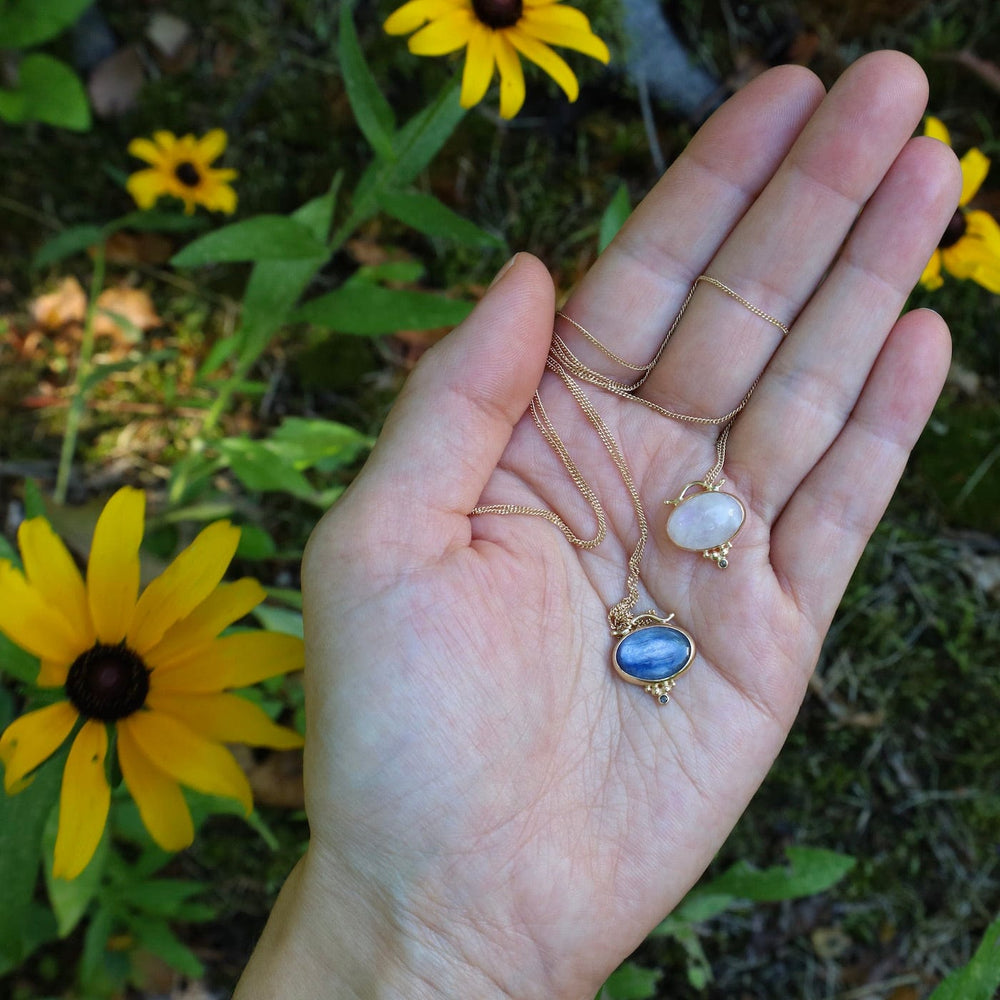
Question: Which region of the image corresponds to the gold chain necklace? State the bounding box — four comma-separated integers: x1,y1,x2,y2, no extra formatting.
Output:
471,276,789,703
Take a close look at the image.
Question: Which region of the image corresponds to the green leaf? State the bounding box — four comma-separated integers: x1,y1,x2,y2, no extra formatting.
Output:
129,915,204,979
296,283,473,335
351,260,426,284
378,189,505,248
0,634,39,685
0,54,90,131
0,754,65,965
599,962,661,1000
0,0,93,47
113,878,210,918
598,182,630,253
252,604,304,638
236,524,278,560
293,172,343,244
926,913,1000,1000
238,255,328,363
265,586,304,609
171,216,329,267
669,890,736,924
218,437,317,499
338,4,396,161
351,83,465,218
32,225,104,268
43,810,109,937
703,846,855,903
22,479,47,520
388,82,466,187
270,416,372,468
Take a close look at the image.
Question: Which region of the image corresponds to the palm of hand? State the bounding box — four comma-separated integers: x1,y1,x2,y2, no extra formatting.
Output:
297,52,958,998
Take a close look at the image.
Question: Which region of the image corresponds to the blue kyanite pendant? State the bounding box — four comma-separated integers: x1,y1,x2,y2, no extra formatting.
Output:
612,613,695,704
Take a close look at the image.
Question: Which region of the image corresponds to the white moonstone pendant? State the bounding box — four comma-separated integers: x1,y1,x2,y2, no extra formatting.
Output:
664,482,745,569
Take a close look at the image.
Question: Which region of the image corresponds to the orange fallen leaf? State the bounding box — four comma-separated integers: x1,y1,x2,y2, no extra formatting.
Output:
31,276,87,329
94,286,162,342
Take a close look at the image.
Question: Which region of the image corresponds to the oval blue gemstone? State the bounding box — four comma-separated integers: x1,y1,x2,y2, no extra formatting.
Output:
614,625,693,683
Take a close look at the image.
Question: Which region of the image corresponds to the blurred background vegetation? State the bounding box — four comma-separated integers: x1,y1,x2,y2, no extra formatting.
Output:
1,0,998,997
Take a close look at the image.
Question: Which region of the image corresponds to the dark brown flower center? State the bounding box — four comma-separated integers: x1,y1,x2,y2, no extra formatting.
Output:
65,643,150,721
174,161,201,187
471,0,523,28
939,209,967,249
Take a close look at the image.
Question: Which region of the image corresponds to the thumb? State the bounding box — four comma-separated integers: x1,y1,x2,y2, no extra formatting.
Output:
346,252,555,526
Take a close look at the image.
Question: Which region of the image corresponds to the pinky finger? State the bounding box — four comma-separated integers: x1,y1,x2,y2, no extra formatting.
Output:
769,307,951,632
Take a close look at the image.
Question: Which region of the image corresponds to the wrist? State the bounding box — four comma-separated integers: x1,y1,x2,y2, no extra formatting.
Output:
234,844,524,1000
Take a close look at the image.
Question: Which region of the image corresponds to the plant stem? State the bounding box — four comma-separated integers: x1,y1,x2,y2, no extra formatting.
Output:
54,243,106,504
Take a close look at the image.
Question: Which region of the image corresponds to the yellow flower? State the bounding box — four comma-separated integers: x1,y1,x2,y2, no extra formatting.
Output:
384,0,610,119
126,129,238,215
921,117,1000,293
0,488,303,879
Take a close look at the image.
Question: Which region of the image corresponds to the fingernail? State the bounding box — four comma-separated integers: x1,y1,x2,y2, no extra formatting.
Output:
488,252,521,290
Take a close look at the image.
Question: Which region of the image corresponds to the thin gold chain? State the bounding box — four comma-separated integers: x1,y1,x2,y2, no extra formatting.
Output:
470,276,789,635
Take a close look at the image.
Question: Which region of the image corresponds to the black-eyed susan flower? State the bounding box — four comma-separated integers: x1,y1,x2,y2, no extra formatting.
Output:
384,0,610,119
0,488,303,879
921,116,1000,294
126,129,238,215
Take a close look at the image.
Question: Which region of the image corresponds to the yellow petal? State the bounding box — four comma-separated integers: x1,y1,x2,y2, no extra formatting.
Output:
146,578,266,668
0,561,88,664
152,631,304,693
18,517,94,649
384,0,459,35
923,116,951,146
127,521,241,656
943,210,1000,292
117,721,194,852
494,33,526,119
919,250,943,291
126,169,170,210
196,129,228,163
508,28,578,101
148,690,303,749
152,130,179,152
53,721,110,880
127,137,167,166
519,2,592,30
460,23,496,109
119,711,252,814
87,488,145,644
203,179,238,215
37,658,70,688
408,8,476,55
518,19,610,62
0,701,78,792
958,147,990,207
942,210,1000,278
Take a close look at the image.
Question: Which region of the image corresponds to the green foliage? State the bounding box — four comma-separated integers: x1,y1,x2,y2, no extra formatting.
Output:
171,216,331,266
598,962,662,999
0,755,64,972
0,0,93,131
926,914,1000,1000
598,846,856,994
598,183,631,253
0,0,93,47
0,52,90,130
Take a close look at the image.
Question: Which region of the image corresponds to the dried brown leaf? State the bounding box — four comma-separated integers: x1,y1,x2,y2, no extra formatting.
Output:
31,276,87,329
94,286,162,341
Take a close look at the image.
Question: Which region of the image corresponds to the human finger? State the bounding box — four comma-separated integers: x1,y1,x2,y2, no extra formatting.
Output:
768,307,951,632
727,134,960,521
326,254,554,560
639,51,931,417
553,63,826,371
